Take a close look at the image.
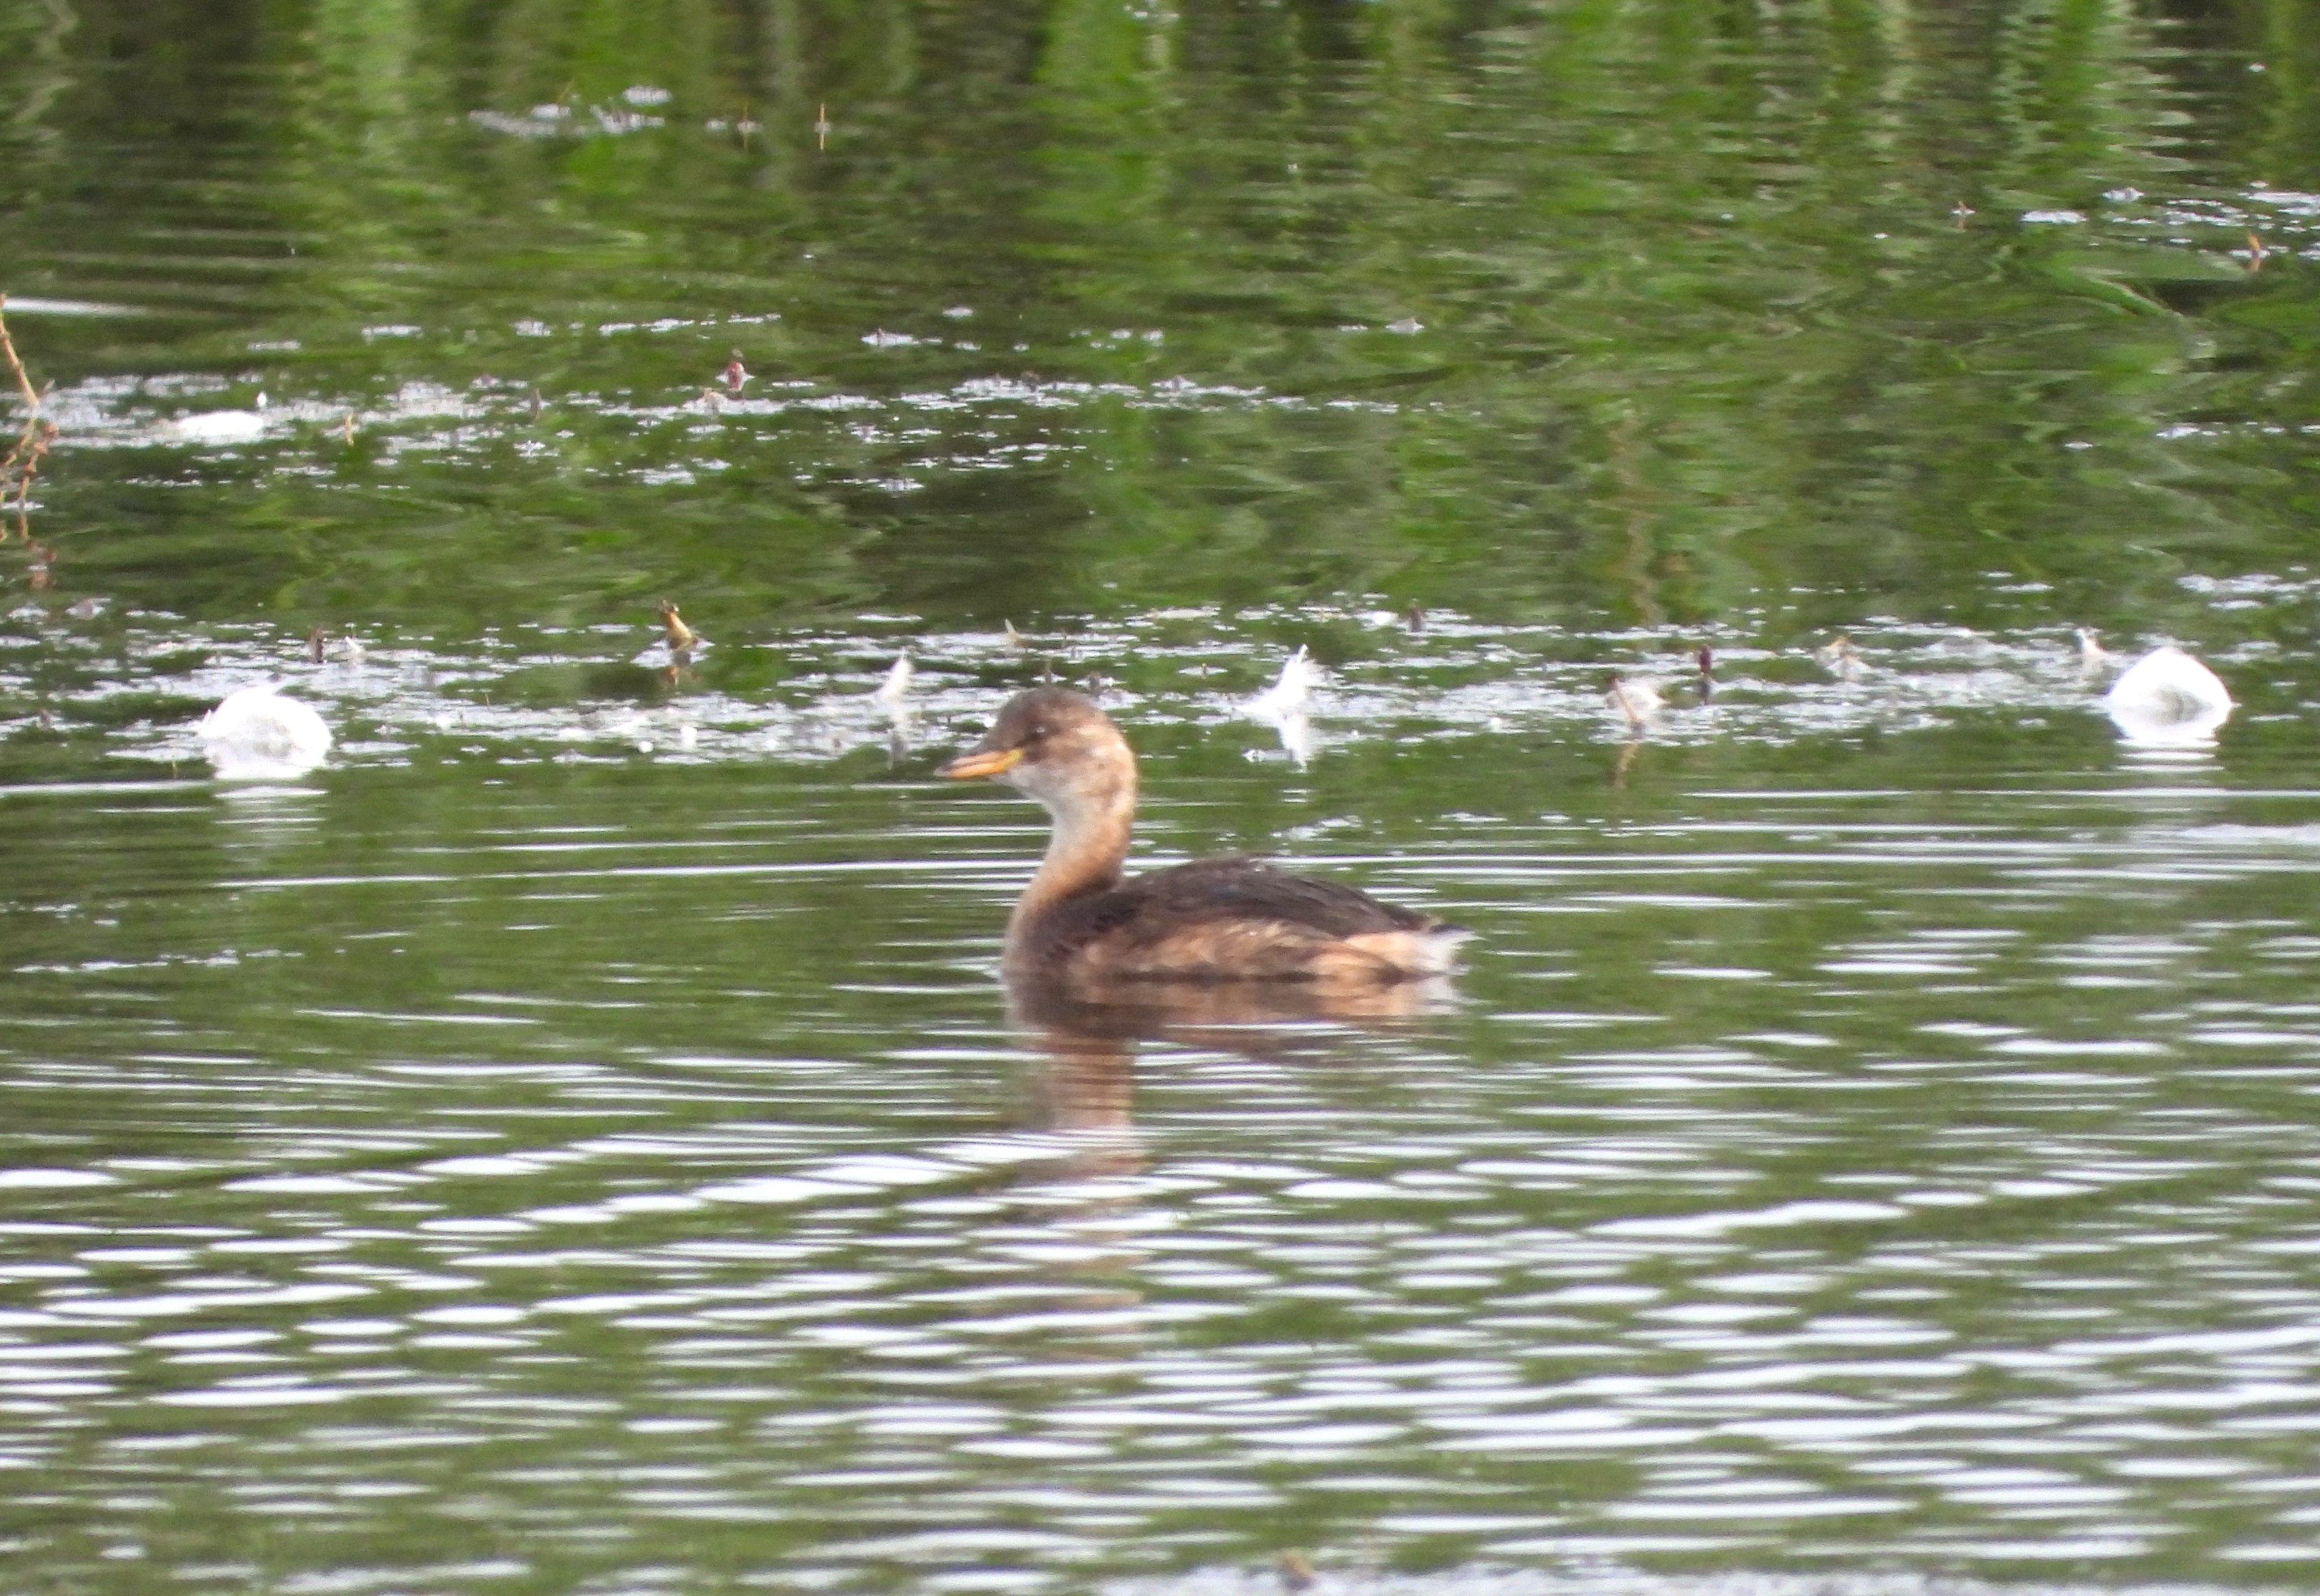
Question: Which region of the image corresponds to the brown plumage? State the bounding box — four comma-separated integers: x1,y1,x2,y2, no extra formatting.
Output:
939,688,1466,986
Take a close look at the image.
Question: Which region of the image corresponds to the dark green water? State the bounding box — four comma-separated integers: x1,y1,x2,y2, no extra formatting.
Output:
6,2,2320,1592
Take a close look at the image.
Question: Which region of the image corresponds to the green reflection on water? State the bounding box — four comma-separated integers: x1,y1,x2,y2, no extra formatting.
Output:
0,0,2313,636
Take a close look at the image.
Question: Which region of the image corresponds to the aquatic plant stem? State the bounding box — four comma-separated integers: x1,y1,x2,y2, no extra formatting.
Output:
0,296,57,541
0,294,37,414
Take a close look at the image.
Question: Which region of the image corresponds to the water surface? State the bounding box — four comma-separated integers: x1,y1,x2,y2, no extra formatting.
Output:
4,2,2320,1592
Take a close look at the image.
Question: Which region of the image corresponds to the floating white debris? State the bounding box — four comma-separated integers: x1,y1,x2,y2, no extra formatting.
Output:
2104,646,2233,746
165,393,268,445
1606,673,1664,732
871,649,914,711
197,684,333,780
590,106,661,135
1243,646,1319,720
1272,710,1316,769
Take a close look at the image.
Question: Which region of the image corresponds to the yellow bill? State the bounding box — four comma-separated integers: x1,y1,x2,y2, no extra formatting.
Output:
938,746,1024,780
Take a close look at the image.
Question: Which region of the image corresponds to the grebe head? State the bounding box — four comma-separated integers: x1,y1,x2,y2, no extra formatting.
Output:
938,687,1134,819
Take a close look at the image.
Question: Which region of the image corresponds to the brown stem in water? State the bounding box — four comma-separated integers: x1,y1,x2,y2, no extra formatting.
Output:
0,295,38,414
8,417,56,540
0,296,54,542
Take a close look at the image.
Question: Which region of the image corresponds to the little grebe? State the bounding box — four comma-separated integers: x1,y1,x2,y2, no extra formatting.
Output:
940,687,1467,985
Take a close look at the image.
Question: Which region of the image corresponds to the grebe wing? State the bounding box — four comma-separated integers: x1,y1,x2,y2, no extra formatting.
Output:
1043,857,1455,982
1122,856,1434,932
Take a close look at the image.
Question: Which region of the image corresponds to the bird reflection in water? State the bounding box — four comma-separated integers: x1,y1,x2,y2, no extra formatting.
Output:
991,967,1457,1354
1004,968,1458,1192
1006,983,1144,1190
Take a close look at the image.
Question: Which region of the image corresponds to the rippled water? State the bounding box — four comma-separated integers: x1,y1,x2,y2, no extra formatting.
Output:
7,620,2320,1591
7,1,2320,1592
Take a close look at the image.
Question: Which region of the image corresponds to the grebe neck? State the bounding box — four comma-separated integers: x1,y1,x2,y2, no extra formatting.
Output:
1006,774,1136,964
